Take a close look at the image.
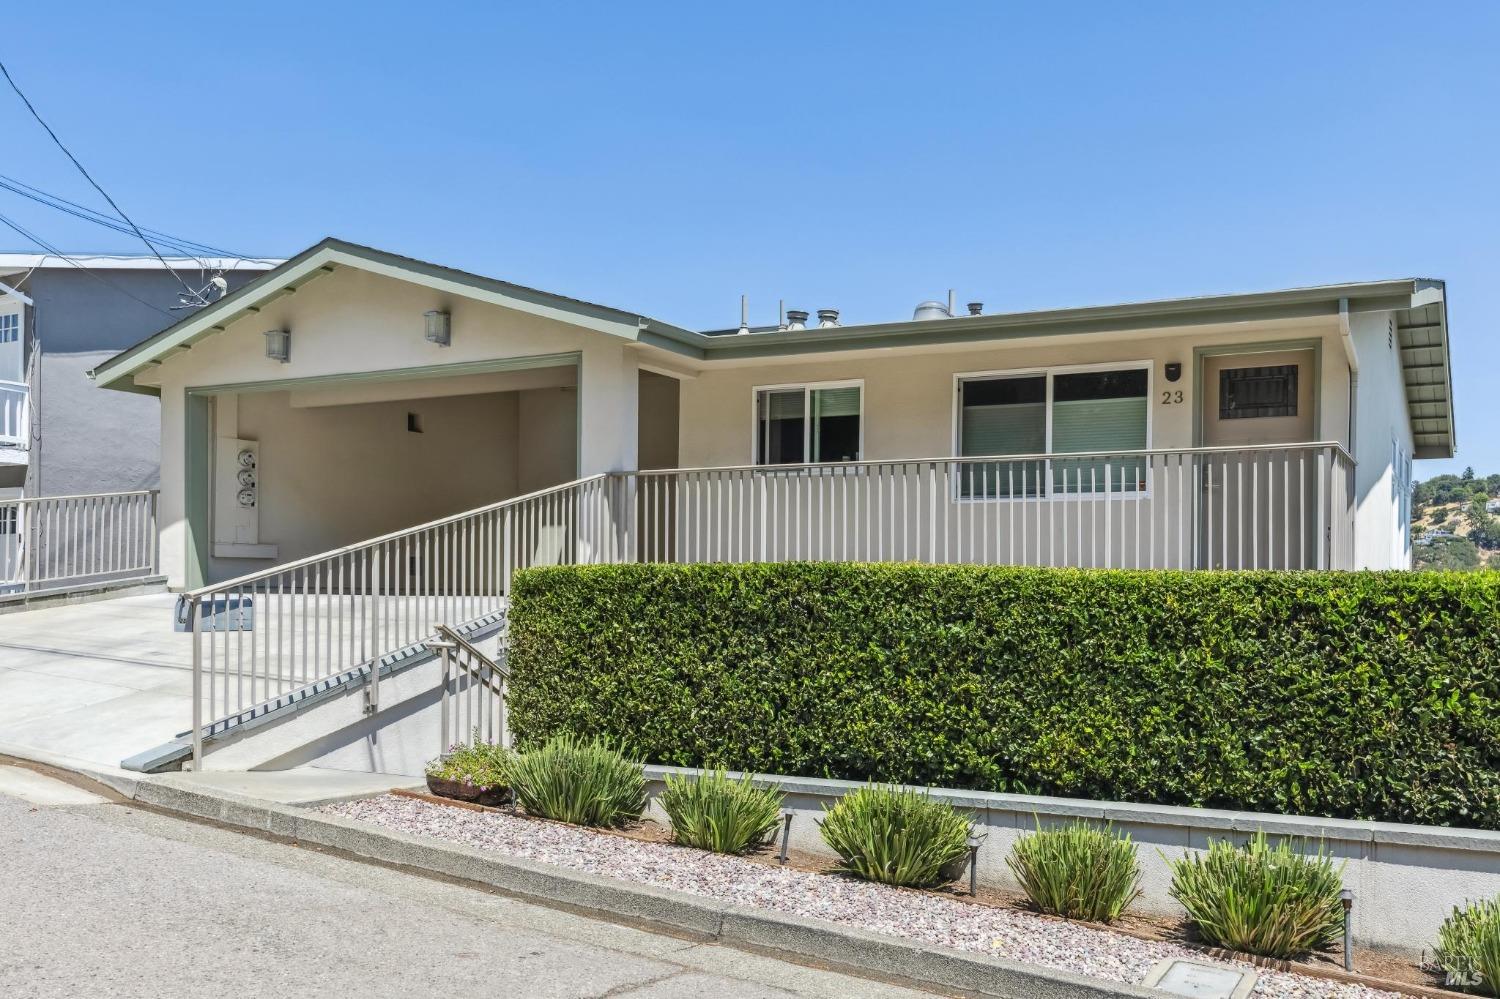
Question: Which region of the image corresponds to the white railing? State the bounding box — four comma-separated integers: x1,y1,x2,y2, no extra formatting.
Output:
184,475,619,762
0,490,160,594
615,442,1355,573
433,623,510,755
0,380,26,446
183,443,1354,765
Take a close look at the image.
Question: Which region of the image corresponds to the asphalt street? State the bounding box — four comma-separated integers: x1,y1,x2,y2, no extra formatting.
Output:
0,765,936,999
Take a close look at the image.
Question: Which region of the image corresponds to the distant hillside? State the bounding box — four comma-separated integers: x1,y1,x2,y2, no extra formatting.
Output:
1412,470,1500,570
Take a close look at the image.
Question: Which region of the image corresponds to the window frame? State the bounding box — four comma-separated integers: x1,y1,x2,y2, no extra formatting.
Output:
951,360,1153,502
0,311,21,387
750,378,865,466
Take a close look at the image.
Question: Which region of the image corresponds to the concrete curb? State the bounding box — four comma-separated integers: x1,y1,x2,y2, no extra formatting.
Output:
126,774,1160,998
0,742,144,799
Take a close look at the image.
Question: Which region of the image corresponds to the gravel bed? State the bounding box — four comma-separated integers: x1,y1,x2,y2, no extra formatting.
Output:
323,795,1397,999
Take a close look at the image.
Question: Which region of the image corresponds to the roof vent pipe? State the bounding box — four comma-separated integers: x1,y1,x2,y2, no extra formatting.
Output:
817,308,840,328
967,302,983,316
738,294,750,335
912,300,950,322
785,309,809,331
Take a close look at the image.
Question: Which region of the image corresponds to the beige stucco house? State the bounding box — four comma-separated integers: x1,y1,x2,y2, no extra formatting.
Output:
89,238,1455,591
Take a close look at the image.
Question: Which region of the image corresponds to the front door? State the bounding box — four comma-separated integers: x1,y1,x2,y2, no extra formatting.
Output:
1198,349,1316,568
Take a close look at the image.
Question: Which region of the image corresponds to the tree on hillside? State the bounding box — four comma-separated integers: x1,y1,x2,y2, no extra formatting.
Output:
1467,498,1500,550
1412,472,1500,512
1415,536,1483,570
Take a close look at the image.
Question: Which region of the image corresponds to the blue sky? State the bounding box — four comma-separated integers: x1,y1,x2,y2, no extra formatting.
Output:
1,2,1494,477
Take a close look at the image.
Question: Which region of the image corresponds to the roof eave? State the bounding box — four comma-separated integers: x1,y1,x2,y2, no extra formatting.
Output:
90,238,691,392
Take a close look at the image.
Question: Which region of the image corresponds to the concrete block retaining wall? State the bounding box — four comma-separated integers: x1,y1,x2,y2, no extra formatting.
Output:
644,765,1499,955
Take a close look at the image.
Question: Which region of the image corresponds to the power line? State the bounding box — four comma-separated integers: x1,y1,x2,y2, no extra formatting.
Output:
0,173,243,261
0,57,200,298
0,210,175,317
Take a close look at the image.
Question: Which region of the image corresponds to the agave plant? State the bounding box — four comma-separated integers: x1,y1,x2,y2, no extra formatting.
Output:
818,785,973,889
1167,831,1345,959
1436,897,1500,996
659,769,784,854
509,733,646,827
1006,819,1141,924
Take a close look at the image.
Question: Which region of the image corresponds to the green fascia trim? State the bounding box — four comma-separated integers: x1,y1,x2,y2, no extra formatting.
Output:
94,243,1441,388
184,351,581,397
90,241,340,389
637,323,706,360
91,236,695,392
694,288,1428,362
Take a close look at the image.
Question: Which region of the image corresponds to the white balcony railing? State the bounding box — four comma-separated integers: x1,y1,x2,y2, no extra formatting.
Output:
181,443,1354,766
617,442,1356,573
0,490,160,595
0,380,27,447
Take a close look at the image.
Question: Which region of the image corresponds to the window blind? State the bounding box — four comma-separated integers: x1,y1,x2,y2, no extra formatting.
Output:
811,386,860,418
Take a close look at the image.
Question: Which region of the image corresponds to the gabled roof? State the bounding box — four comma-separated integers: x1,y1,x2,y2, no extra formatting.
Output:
88,237,700,392
89,238,1456,458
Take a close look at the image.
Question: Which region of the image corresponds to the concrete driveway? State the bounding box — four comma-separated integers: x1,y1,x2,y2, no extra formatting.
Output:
0,593,192,772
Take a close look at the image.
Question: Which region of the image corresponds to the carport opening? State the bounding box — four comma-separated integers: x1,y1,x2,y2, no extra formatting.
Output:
201,363,577,584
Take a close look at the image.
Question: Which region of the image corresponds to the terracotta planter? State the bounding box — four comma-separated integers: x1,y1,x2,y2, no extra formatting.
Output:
426,775,511,808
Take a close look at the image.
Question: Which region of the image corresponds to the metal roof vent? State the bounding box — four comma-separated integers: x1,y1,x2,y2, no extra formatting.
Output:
817,308,840,328
785,309,809,331
912,300,950,322
967,302,983,316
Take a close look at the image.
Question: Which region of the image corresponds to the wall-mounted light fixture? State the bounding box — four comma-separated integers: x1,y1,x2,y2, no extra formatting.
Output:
1165,362,1182,383
424,310,451,347
263,329,290,363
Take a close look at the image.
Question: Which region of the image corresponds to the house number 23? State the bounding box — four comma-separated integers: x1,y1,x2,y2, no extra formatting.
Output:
1161,390,1184,404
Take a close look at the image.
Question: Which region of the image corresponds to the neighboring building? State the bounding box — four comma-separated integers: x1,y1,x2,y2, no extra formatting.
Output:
88,238,1456,589
1488,498,1500,514
0,254,280,496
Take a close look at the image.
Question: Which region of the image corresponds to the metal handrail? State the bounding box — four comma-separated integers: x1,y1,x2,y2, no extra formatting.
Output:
625,441,1356,477
7,488,158,503
436,623,509,753
187,472,616,764
1,489,160,592
185,443,1359,766
185,474,609,598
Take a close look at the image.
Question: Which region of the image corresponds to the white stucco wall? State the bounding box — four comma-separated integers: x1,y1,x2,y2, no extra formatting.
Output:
1349,311,1415,570
677,322,1351,467
673,321,1366,569
147,266,640,588
203,388,523,581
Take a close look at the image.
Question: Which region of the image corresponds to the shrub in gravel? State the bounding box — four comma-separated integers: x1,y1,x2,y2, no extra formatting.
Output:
818,785,972,888
1435,897,1500,995
1006,820,1141,924
510,734,646,827
1167,832,1345,959
659,769,784,854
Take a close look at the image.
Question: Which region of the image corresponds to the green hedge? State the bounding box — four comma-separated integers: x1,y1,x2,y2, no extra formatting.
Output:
506,563,1500,829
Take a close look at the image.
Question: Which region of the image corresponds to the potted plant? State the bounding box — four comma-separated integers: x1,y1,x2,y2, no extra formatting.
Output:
425,741,515,807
